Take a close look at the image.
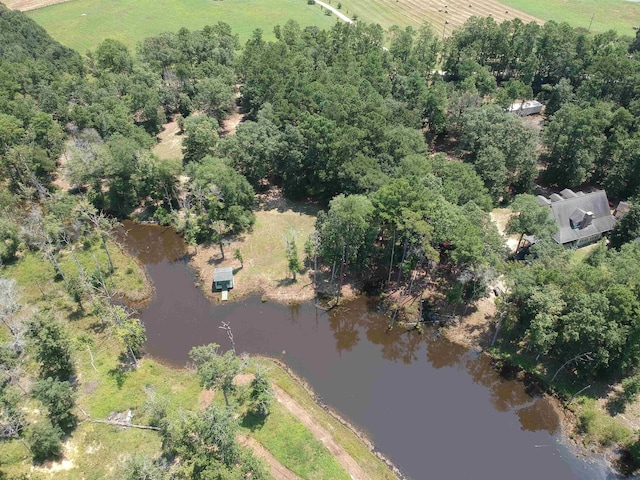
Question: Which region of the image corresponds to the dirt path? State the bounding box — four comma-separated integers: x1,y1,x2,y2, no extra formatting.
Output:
314,0,353,23
201,376,371,480
239,435,303,480
221,90,245,137
273,385,371,480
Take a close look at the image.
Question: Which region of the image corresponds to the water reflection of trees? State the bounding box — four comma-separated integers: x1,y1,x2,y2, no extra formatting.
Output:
327,298,559,433
328,298,422,363
118,221,187,264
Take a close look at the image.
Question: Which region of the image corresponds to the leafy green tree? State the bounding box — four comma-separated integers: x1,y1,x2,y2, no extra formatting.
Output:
26,420,63,463
496,79,533,109
534,21,584,87
32,378,75,431
115,317,146,365
610,203,640,249
217,105,282,186
542,77,575,116
0,219,19,264
0,113,25,154
194,77,234,123
233,249,243,268
317,194,375,273
542,102,612,187
185,157,255,245
64,275,85,311
372,178,437,283
94,39,134,74
506,194,558,252
27,312,74,381
182,115,219,163
189,343,244,406
286,235,301,281
248,369,273,417
458,105,537,201
27,112,65,160
163,404,266,479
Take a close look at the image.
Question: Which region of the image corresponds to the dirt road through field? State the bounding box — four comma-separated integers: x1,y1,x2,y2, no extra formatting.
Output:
314,0,353,23
274,384,371,480
239,435,303,480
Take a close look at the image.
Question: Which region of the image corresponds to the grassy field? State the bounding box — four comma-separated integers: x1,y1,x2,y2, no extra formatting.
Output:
190,192,319,302
316,0,540,33
23,0,338,53
497,0,640,35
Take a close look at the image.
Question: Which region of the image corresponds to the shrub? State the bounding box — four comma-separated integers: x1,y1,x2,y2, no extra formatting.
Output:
249,370,273,417
32,378,76,431
622,375,640,403
26,420,63,463
578,400,630,446
141,390,169,428
0,218,19,264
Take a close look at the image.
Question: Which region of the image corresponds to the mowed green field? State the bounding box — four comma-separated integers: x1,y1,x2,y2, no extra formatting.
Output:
26,0,338,53
497,0,640,35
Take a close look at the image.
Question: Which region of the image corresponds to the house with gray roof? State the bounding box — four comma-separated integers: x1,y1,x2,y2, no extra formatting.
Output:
539,189,616,248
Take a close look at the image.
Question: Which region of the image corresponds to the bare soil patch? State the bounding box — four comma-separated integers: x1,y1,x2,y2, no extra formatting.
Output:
197,388,215,410
442,295,497,349
490,207,519,253
52,148,72,193
221,90,245,137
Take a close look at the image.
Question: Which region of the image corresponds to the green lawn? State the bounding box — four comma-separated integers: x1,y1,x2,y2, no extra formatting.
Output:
26,0,339,53
497,0,640,35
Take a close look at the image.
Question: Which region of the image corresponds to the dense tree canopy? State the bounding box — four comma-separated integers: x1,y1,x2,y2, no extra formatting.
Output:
4,3,640,473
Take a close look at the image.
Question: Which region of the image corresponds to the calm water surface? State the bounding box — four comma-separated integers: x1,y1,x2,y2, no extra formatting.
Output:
120,221,618,480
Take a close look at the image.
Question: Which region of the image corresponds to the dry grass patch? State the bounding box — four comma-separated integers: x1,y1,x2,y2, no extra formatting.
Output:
152,119,184,163
336,0,540,35
490,207,520,253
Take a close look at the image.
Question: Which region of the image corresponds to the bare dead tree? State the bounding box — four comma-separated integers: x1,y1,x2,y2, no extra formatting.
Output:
0,278,22,342
551,352,595,383
219,321,236,353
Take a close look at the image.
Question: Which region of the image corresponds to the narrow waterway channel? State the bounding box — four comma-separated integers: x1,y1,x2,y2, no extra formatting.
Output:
120,221,618,480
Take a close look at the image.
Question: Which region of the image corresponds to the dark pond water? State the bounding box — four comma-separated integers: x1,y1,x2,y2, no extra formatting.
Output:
120,221,619,480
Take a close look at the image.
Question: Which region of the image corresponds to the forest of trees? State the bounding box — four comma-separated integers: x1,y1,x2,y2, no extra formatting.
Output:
3,0,640,474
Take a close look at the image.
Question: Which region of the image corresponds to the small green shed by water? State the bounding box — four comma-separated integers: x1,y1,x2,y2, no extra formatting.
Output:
214,267,234,291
